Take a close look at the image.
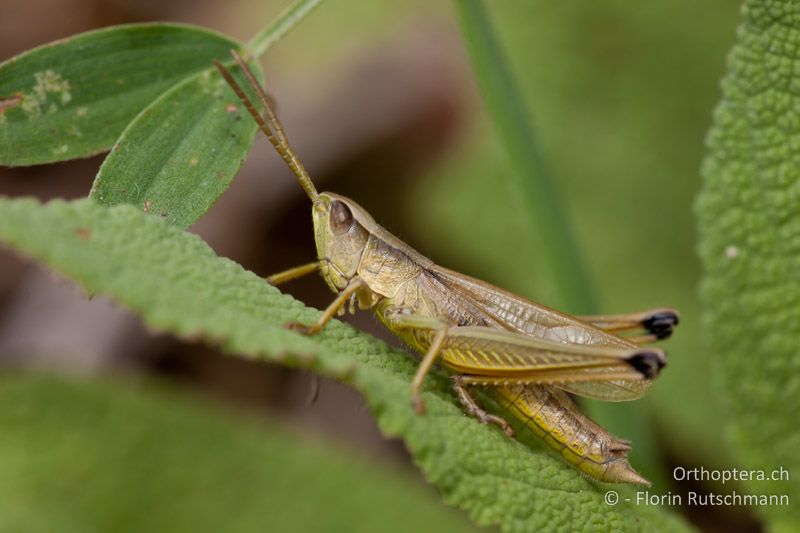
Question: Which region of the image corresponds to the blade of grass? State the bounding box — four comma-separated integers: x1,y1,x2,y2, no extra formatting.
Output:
247,0,326,58
453,0,665,486
453,0,595,314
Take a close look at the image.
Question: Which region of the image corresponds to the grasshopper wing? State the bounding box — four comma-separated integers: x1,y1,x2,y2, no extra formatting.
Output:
414,268,666,401
436,327,657,401
557,378,652,401
428,267,635,347
437,326,664,381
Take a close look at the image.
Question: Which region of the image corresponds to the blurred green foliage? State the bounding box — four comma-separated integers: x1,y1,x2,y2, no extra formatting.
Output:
0,373,473,533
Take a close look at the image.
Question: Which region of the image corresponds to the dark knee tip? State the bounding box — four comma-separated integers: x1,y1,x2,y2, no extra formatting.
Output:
642,310,679,336
654,328,673,340
628,350,667,378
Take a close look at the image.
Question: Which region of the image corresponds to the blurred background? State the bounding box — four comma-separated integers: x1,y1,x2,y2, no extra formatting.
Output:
0,0,761,531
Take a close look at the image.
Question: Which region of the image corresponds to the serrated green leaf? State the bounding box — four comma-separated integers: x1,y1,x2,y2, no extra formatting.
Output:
0,374,473,533
697,0,800,530
0,24,241,165
0,197,692,532
89,66,258,228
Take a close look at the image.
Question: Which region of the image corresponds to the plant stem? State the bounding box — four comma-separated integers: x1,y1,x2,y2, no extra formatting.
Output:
247,0,325,58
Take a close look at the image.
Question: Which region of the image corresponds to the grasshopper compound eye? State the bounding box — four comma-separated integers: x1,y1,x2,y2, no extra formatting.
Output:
330,200,353,235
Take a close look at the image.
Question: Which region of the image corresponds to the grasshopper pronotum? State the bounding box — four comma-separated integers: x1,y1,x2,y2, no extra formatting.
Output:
214,52,678,486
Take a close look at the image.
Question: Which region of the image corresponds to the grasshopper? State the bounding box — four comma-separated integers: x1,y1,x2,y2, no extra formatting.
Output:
214,52,678,486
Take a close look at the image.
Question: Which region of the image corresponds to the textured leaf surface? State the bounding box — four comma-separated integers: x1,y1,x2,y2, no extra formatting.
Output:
89,66,258,228
0,198,692,532
0,24,240,165
697,1,800,530
0,374,473,533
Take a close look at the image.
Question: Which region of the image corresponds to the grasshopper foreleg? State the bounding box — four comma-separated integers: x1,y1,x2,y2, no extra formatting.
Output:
451,376,515,438
410,327,448,414
266,261,321,286
286,277,365,335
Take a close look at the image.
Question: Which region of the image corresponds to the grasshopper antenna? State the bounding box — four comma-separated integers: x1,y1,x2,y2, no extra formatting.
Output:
213,51,318,201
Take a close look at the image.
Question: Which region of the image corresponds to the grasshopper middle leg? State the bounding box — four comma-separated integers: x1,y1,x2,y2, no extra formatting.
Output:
385,311,516,434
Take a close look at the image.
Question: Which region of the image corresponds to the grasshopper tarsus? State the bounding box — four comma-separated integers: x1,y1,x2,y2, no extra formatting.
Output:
482,412,515,438
285,321,318,336
452,376,515,438
411,394,426,415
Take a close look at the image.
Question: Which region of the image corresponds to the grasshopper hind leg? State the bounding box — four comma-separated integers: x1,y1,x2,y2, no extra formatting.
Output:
452,376,515,438
578,308,679,343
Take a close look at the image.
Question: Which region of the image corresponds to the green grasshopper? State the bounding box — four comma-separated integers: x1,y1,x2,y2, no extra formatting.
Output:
214,52,678,486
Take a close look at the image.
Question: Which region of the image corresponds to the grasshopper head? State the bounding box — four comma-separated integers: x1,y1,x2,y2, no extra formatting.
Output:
312,193,372,291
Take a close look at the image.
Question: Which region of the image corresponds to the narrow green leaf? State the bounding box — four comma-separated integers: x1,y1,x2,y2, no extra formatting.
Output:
452,0,664,484
452,0,595,314
0,374,474,533
0,24,241,165
0,197,692,532
89,66,258,228
697,0,800,530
